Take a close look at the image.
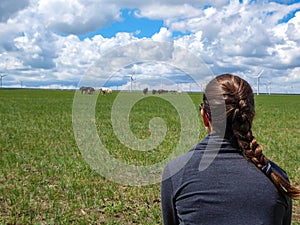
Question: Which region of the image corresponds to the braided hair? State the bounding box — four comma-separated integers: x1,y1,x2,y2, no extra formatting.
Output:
203,74,300,199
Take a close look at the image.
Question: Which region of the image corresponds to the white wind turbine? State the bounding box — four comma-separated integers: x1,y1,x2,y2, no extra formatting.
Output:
126,69,135,92
255,69,264,95
0,74,7,88
265,80,271,95
243,69,264,95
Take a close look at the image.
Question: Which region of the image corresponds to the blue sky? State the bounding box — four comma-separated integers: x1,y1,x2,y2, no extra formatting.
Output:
0,0,300,93
78,8,192,42
79,9,164,40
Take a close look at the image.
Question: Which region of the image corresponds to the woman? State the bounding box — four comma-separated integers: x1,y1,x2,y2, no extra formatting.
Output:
161,74,299,225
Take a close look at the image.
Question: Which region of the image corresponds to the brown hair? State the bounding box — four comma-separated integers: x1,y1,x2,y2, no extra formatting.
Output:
203,73,300,199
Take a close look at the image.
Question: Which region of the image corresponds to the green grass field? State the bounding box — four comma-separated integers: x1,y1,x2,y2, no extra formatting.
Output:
0,89,299,224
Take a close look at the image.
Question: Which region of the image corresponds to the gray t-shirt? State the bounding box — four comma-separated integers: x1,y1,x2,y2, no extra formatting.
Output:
161,135,292,225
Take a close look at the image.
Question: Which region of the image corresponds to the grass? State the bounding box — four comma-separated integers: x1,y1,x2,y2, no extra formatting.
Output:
0,89,299,224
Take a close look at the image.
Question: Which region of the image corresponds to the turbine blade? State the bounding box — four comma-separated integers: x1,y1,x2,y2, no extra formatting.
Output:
257,69,264,78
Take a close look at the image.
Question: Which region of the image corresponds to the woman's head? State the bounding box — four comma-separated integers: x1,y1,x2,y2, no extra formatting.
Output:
203,74,265,164
203,74,255,140
202,73,300,199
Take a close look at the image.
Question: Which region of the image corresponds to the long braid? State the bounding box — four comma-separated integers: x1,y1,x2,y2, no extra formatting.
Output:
204,74,300,199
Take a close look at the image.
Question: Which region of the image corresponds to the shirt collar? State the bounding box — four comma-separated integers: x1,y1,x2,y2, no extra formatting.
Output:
191,133,241,153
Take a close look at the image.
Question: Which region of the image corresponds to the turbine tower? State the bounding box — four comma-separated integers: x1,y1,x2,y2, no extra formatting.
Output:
266,80,271,95
0,74,7,89
255,69,264,95
126,70,135,92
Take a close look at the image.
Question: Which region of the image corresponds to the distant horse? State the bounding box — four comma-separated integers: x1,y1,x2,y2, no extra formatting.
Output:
143,88,148,95
158,89,168,94
99,87,112,95
80,86,95,94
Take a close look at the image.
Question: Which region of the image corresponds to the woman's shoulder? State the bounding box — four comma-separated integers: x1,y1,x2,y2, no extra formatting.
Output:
162,150,194,180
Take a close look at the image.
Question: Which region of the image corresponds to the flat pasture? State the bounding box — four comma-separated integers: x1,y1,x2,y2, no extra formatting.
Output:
0,89,299,224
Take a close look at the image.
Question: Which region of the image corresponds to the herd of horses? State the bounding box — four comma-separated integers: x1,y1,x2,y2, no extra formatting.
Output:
143,88,178,95
79,86,112,95
79,86,178,95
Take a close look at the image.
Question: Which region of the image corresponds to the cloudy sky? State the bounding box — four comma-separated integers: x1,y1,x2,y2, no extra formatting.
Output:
0,0,300,93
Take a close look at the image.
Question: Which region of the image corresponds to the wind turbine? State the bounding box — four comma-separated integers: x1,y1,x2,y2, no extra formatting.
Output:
126,70,135,92
0,74,7,88
265,80,271,95
17,79,23,88
255,69,264,95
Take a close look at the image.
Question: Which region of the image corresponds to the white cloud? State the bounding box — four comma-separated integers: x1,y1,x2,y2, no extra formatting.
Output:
0,0,30,22
285,11,300,42
135,3,202,20
266,9,300,69
171,1,300,80
0,23,21,52
37,0,121,35
152,27,172,42
288,67,300,82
